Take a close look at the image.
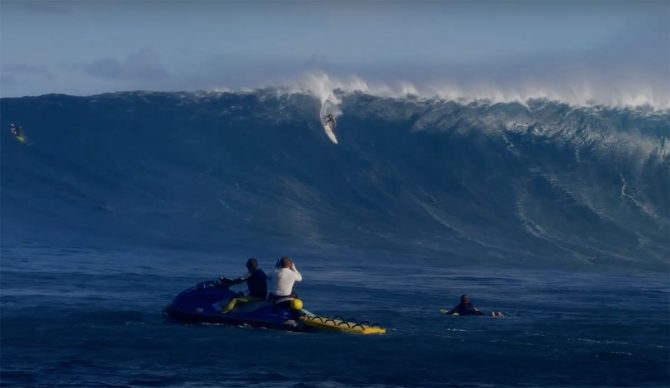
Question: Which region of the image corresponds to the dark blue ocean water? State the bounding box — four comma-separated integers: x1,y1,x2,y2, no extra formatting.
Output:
1,244,668,387
1,91,669,386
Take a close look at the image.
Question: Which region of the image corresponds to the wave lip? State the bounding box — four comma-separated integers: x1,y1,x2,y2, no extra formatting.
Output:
275,72,670,111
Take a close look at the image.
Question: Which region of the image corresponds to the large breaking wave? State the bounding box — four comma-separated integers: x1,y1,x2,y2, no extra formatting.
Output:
1,89,668,271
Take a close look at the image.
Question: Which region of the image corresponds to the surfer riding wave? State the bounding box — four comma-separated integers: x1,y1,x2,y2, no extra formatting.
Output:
321,113,338,144
9,123,27,144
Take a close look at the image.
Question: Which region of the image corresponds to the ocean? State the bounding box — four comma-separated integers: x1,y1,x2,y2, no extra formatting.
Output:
1,90,668,386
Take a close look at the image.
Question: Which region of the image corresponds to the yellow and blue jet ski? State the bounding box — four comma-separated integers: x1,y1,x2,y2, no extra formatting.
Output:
164,279,385,334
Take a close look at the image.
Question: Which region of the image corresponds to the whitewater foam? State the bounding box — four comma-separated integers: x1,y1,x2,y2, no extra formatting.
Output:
277,72,670,111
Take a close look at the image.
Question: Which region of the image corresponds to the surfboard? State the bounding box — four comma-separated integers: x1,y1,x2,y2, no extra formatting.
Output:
323,121,339,144
440,308,503,317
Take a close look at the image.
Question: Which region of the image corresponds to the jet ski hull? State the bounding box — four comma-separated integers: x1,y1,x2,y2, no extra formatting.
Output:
165,280,387,334
164,281,307,331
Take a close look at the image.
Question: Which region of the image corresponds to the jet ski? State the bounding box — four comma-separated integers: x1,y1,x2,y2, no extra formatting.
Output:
164,280,306,331
164,280,386,334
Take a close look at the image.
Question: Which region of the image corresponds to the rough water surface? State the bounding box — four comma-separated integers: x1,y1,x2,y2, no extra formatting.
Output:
1,91,668,386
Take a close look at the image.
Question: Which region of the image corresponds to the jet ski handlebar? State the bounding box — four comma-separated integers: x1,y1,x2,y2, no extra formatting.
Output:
196,279,230,289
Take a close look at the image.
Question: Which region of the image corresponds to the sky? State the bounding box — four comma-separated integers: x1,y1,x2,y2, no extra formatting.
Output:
1,1,668,107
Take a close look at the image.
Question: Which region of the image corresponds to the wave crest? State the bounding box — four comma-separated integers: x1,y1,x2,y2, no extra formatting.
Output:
274,72,670,111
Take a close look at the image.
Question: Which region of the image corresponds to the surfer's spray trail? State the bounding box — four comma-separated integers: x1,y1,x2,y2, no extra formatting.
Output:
304,73,345,144
1,90,668,270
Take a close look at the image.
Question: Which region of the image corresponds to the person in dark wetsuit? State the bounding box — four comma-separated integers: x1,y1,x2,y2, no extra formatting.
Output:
10,123,22,137
220,257,268,313
446,294,484,316
443,294,504,316
323,113,335,126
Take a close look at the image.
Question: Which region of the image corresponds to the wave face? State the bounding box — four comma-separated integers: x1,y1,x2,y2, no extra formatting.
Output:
1,91,668,270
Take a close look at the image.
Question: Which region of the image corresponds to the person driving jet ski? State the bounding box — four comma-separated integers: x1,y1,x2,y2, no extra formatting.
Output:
220,257,268,313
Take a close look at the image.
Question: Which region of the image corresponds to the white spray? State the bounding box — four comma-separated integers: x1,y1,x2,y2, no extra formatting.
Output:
305,73,349,144
277,71,669,111
273,71,669,144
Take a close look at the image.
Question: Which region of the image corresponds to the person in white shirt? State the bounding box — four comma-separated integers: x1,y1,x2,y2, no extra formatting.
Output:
270,256,302,299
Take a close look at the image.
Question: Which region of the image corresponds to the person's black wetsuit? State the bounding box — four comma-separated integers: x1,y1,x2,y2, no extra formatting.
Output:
447,302,484,316
245,268,268,299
